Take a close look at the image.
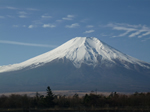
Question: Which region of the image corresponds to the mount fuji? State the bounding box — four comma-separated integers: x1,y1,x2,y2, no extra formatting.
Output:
0,37,150,92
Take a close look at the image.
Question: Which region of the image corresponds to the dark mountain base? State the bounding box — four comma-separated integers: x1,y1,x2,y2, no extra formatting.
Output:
0,58,150,93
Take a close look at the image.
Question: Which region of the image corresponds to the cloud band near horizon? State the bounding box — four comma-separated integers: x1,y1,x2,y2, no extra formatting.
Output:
0,40,57,48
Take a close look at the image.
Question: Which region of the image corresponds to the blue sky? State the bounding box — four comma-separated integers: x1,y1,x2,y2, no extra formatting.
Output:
0,0,150,65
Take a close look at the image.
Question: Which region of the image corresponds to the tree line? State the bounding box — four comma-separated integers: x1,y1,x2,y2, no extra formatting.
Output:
0,86,150,110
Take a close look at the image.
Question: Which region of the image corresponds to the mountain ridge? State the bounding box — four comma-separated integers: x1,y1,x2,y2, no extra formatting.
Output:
0,37,150,73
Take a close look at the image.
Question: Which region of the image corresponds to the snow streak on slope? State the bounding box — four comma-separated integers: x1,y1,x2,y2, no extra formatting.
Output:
0,37,150,73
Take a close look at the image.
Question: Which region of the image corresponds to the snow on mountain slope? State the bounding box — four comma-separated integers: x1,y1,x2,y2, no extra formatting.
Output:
0,37,150,73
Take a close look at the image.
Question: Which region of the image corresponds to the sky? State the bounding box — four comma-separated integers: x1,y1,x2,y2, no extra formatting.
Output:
0,0,150,66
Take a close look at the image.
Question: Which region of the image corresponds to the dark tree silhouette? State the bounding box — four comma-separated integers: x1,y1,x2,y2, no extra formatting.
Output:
45,86,55,107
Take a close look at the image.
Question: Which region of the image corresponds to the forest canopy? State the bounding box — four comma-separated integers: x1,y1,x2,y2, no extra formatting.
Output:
0,86,149,110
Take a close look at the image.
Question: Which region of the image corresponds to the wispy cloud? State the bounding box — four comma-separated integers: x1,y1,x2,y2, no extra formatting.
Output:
56,20,62,22
80,18,89,23
26,8,38,11
0,16,5,19
12,25,19,27
100,33,114,37
41,14,52,19
138,32,150,38
42,24,56,28
19,15,27,18
7,15,15,18
66,23,79,28
6,6,18,10
129,30,145,38
106,23,150,40
62,15,74,20
18,11,28,18
86,25,94,28
107,23,137,33
41,15,52,19
18,11,27,15
32,20,43,25
3,6,37,11
0,40,57,48
84,30,95,33
141,37,150,42
12,25,26,28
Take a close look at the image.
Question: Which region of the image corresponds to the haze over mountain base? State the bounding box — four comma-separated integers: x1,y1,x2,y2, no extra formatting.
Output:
0,37,150,92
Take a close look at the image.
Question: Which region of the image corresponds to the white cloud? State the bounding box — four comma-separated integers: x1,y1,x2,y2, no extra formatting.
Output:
68,15,74,18
86,25,94,28
0,40,57,48
66,23,79,28
63,15,74,20
107,23,150,39
41,15,52,19
28,25,35,28
42,24,56,28
84,30,95,33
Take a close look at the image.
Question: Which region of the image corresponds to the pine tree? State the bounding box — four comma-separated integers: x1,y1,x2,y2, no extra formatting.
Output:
45,86,55,107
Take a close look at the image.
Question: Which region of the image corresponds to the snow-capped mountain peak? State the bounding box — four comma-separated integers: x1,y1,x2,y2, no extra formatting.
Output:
0,37,149,73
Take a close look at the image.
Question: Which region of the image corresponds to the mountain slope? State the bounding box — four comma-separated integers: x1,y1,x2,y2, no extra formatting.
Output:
0,37,149,73
0,37,150,92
